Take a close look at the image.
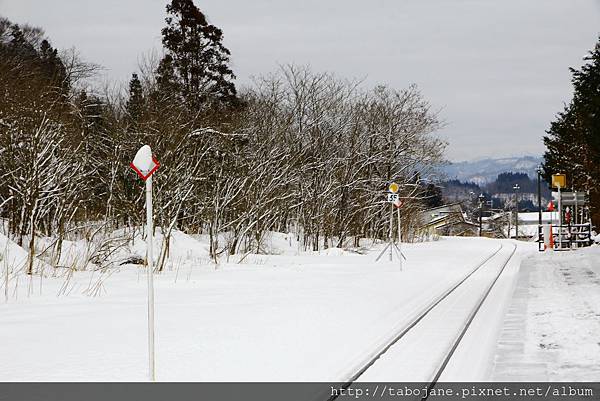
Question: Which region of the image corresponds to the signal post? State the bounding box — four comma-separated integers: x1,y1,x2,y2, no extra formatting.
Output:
375,182,406,269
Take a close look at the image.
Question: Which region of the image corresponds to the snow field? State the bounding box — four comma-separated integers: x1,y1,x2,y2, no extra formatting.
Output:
0,235,506,381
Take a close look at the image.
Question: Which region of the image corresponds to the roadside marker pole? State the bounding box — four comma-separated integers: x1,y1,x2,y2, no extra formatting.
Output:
130,145,160,382
146,174,156,382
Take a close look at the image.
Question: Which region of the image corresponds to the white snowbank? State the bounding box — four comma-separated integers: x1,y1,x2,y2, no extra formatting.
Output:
130,228,210,265
0,236,507,381
0,233,50,273
36,237,97,270
30,229,212,271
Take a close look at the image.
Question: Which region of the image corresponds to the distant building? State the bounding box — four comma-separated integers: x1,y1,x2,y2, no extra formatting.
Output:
492,193,549,208
417,203,479,237
513,211,557,239
486,211,558,239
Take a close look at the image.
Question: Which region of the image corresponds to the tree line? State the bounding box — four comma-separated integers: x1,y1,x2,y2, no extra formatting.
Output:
543,36,600,226
0,0,445,271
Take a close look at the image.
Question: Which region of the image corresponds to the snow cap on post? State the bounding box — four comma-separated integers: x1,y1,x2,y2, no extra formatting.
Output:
130,145,160,181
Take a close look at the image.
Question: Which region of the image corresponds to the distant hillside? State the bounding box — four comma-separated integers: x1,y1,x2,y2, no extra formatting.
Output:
440,156,542,184
440,170,552,212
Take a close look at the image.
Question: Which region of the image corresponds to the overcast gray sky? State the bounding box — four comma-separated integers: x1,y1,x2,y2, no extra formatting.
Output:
1,0,599,161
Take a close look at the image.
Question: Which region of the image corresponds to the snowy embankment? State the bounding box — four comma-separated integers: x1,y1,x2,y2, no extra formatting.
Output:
1,234,509,381
492,245,600,381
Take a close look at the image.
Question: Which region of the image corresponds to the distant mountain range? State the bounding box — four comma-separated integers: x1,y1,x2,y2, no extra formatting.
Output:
439,156,543,184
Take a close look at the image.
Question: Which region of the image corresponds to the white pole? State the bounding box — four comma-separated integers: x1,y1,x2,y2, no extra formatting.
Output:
574,191,578,225
558,184,562,250
146,175,156,381
397,206,402,270
389,204,393,262
4,251,8,302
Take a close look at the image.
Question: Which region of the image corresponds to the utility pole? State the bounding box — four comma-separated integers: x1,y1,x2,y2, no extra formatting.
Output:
513,184,520,240
478,193,485,236
536,165,543,251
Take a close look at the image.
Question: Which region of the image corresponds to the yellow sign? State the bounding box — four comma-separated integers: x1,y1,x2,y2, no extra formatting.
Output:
551,174,566,189
388,182,399,193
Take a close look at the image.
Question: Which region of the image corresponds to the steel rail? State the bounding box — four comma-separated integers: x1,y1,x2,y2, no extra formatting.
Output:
423,243,518,398
327,243,506,401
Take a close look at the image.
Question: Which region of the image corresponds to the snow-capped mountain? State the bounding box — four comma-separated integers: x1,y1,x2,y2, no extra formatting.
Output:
440,156,543,184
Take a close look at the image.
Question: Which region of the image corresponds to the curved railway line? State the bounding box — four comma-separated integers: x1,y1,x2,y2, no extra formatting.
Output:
327,242,518,401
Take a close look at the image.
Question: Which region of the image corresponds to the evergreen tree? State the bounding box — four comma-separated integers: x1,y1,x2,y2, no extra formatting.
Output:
125,73,144,128
155,54,178,95
39,39,68,89
158,0,237,110
423,183,443,208
543,37,600,225
8,25,37,60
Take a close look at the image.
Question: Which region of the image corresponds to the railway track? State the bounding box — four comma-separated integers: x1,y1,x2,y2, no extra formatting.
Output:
424,243,517,390
327,242,518,400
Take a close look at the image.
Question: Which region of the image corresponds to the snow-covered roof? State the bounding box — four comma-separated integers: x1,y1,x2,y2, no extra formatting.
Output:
419,203,464,226
517,211,557,223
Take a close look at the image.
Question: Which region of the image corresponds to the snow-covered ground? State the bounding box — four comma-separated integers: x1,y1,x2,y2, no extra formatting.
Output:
1,234,509,382
2,231,596,382
492,245,600,381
